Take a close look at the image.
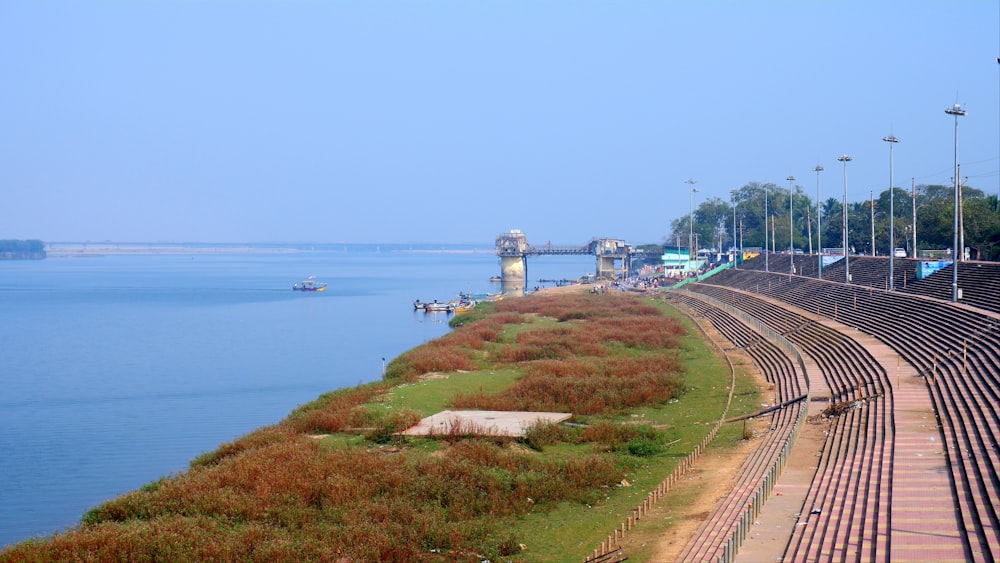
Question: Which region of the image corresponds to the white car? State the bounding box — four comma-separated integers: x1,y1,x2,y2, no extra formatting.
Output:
893,248,906,257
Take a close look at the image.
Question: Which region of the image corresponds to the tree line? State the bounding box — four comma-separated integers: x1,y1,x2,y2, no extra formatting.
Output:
0,239,46,259
669,182,1000,261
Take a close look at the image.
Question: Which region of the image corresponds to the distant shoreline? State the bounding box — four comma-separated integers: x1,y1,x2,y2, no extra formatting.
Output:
47,244,296,257
46,243,494,257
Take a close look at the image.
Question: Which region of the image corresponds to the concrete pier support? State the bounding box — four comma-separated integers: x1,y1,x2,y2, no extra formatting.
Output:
500,255,526,296
594,239,629,280
596,255,626,279
496,229,530,295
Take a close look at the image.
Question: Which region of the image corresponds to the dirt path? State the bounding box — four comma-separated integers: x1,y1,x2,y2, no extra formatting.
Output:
621,440,755,561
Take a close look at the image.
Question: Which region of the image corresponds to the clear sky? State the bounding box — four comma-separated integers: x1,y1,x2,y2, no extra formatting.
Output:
2,1,998,246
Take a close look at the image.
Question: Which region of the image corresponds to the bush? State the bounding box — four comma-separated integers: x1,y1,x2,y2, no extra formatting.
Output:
364,408,423,444
384,345,477,381
190,425,297,468
520,420,571,451
279,384,400,435
624,437,663,457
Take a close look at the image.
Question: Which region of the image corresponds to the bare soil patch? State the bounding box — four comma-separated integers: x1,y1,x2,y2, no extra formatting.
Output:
621,439,755,562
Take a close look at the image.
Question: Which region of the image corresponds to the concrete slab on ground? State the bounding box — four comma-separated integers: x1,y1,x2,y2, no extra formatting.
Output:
400,410,572,437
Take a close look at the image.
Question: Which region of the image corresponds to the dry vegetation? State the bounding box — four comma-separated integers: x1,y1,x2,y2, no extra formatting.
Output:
1,292,722,563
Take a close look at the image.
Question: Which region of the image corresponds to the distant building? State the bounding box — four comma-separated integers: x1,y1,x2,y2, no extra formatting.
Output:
661,245,704,276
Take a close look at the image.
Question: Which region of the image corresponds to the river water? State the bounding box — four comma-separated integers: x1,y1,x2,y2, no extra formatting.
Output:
0,244,595,547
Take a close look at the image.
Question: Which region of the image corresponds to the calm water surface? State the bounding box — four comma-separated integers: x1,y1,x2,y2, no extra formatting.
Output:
0,245,594,547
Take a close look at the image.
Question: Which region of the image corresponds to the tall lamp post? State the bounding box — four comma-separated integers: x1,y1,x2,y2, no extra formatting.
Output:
787,176,796,274
870,190,876,256
764,182,769,272
732,190,739,269
814,165,824,279
945,104,966,302
686,179,698,265
911,178,917,259
884,135,900,290
838,155,853,283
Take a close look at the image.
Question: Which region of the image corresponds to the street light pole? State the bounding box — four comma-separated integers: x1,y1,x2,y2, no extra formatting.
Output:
884,135,899,290
911,178,917,259
686,179,698,266
870,189,876,257
945,104,965,302
787,176,796,275
814,165,824,279
732,190,738,270
838,155,853,283
764,182,769,272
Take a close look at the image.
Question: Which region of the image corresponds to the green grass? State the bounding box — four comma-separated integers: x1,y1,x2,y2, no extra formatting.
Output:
374,367,522,415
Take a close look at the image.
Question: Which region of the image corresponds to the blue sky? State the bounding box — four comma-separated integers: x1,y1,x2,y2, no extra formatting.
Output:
2,1,998,246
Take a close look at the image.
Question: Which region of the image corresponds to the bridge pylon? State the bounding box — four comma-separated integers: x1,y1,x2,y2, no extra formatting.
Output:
496,229,529,295
593,238,630,279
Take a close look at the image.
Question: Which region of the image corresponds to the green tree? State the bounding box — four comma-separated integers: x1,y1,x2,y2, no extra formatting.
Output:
963,191,1000,260
663,179,1000,262
0,239,46,259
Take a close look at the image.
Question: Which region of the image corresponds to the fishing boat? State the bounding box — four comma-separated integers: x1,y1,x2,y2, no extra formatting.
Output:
452,302,475,314
460,291,503,302
413,300,427,310
423,300,455,312
292,276,327,292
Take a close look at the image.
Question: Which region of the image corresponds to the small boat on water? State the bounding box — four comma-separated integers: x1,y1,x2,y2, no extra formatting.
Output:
293,276,327,292
423,300,455,312
460,291,503,302
416,291,502,312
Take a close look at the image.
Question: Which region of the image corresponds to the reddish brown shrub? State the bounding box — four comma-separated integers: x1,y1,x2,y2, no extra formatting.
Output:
386,345,477,381
597,354,681,378
190,425,298,469
283,385,388,434
454,367,683,415
589,315,685,349
490,311,527,326
437,328,489,350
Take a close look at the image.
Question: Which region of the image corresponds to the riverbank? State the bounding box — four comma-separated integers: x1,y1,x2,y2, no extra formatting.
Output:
45,242,495,257
0,291,757,561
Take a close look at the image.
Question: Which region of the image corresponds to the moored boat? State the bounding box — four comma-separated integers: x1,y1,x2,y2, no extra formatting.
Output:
461,291,503,302
453,302,474,313
423,300,455,312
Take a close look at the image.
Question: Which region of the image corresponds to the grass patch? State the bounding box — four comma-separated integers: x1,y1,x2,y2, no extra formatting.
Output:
375,368,522,416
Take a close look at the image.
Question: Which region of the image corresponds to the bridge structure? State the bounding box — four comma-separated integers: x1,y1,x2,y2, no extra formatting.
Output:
495,229,660,293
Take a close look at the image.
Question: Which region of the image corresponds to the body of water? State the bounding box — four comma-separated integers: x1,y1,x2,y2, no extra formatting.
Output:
0,244,595,548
